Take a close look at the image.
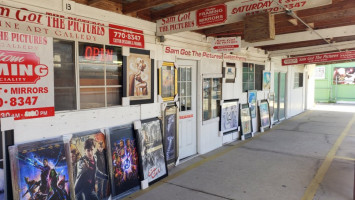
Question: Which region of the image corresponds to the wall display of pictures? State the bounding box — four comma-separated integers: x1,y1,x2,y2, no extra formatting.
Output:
135,118,168,185
268,92,275,117
106,125,140,199
223,62,237,83
70,130,110,200
220,100,239,133
123,48,154,104
240,104,252,135
248,90,257,118
159,62,178,101
9,138,71,200
163,104,178,165
315,66,325,80
263,71,271,90
259,100,271,129
333,67,355,85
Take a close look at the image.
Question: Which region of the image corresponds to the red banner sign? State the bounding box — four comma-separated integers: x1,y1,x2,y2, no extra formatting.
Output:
197,4,227,27
109,24,145,49
282,51,355,66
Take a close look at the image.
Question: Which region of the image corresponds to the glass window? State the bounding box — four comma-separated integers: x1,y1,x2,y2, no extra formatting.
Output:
79,43,122,109
203,78,222,121
53,39,76,111
242,63,265,92
178,66,192,112
294,72,304,88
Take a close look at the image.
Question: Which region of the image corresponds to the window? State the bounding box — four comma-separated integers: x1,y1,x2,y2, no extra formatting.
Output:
242,63,265,92
53,39,76,111
78,43,123,109
203,78,222,121
294,72,303,88
178,67,192,112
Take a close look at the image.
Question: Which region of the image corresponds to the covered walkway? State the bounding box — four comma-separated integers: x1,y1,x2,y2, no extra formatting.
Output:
126,104,355,200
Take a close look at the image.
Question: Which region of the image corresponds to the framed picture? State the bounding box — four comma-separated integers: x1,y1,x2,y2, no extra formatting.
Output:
163,104,178,166
135,118,168,185
268,92,275,117
9,137,72,200
223,62,236,83
263,71,271,90
69,130,110,200
333,67,355,85
240,103,252,135
259,100,271,129
106,125,140,199
1,129,14,200
123,48,154,105
248,90,257,118
220,99,239,133
159,62,177,101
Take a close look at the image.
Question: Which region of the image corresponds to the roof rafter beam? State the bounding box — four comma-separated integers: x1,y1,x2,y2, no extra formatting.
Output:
122,0,188,14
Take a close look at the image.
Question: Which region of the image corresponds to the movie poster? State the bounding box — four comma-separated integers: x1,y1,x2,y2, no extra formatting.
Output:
220,100,239,133
259,101,270,128
248,90,257,118
107,125,140,198
70,131,110,200
164,105,177,165
333,67,355,85
124,48,154,104
240,104,252,135
136,118,167,184
11,139,70,200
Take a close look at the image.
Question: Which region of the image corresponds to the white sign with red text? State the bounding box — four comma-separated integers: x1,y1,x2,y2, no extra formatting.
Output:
0,31,54,120
212,37,241,53
164,46,246,61
0,4,144,47
157,0,332,36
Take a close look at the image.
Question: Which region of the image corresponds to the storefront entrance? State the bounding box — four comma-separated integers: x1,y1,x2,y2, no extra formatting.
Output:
274,72,287,122
177,59,197,159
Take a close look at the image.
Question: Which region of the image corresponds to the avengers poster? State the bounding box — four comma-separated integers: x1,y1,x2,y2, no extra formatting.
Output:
70,131,110,200
107,125,140,198
136,118,168,185
14,140,70,200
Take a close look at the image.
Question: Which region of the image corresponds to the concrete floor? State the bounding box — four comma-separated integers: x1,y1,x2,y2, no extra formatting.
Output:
124,104,355,200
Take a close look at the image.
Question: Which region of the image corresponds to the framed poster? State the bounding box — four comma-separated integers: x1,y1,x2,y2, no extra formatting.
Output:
135,118,168,185
1,128,14,200
70,130,110,200
259,100,271,129
315,66,325,80
159,62,178,101
163,104,178,166
240,104,252,136
248,90,257,118
268,92,275,117
123,48,154,105
333,67,355,85
263,71,271,90
9,137,71,200
220,99,239,133
223,62,236,83
106,125,140,199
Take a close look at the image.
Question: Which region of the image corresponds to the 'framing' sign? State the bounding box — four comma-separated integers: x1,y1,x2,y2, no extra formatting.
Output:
0,31,54,120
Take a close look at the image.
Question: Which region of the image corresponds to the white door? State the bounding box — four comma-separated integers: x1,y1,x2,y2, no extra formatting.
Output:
177,59,197,159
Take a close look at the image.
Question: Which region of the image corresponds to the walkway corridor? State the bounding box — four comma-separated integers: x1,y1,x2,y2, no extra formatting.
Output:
125,104,355,200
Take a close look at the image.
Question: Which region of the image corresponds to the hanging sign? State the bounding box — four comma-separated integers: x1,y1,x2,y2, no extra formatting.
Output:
0,31,54,120
211,37,241,53
282,51,355,66
109,24,145,49
157,0,332,36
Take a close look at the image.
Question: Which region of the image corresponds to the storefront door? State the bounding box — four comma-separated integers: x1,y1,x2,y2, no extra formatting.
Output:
177,59,197,159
